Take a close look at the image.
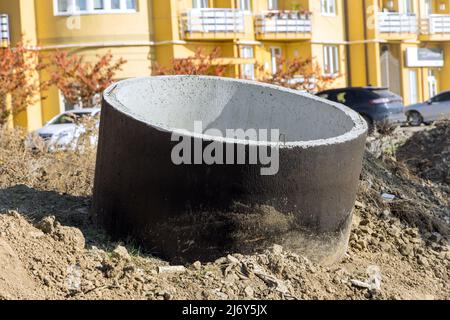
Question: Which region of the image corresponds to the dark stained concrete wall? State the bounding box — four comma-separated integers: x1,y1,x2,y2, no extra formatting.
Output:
92,76,367,265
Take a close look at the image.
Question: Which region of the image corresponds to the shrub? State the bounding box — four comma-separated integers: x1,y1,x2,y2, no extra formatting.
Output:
48,51,126,109
0,41,48,125
152,47,231,76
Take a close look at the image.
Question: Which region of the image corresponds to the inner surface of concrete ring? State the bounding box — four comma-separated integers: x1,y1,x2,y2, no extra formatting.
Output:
93,76,368,265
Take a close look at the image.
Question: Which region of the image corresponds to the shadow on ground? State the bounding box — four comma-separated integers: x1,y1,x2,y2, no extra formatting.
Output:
0,184,90,227
0,184,117,251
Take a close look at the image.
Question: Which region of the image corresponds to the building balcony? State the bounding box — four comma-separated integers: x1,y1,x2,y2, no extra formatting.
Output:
378,12,418,40
255,11,312,41
420,14,450,41
181,9,246,40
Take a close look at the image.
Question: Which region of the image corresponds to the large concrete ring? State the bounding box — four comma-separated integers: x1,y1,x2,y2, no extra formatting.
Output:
93,76,368,265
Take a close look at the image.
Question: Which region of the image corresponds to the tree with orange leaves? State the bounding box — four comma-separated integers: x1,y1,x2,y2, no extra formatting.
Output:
0,41,47,125
49,51,126,109
258,55,340,93
152,46,337,94
152,47,231,76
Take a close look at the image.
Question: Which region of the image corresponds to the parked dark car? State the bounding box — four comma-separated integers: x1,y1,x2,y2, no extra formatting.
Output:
316,87,407,132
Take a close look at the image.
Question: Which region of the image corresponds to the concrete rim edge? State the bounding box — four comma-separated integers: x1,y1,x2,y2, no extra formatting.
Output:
103,75,368,149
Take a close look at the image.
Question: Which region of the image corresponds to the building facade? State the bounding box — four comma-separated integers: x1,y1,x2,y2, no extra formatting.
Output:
349,0,450,107
1,0,450,130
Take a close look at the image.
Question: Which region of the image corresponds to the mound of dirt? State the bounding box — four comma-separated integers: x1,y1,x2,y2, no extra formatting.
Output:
0,238,38,300
0,207,448,300
397,122,450,184
0,124,449,300
360,152,449,238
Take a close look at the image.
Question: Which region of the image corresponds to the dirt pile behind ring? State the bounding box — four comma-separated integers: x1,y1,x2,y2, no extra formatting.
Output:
397,122,450,185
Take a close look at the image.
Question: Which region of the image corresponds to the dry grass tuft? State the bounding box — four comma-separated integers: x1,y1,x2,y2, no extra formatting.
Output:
0,120,97,197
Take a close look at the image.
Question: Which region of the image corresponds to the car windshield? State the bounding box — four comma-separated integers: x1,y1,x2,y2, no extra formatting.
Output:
432,92,450,102
51,113,92,125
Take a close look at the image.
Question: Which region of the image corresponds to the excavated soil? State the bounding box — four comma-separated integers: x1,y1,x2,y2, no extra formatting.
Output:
0,124,449,300
397,122,450,185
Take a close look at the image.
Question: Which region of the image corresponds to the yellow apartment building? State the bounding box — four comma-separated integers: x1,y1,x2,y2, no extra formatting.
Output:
1,0,450,130
349,0,450,106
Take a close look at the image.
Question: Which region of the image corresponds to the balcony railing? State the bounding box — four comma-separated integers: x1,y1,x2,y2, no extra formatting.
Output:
181,9,245,35
255,11,312,34
378,12,417,34
421,14,450,34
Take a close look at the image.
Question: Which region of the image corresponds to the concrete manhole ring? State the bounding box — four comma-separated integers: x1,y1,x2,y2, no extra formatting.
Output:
93,76,368,265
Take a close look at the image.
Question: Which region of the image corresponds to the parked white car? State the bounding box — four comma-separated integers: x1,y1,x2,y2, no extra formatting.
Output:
27,108,101,151
405,91,450,126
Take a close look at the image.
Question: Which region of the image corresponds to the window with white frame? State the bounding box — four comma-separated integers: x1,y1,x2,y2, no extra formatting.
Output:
59,90,78,112
427,69,437,98
323,45,339,75
268,0,278,10
193,0,208,9
239,0,252,11
240,46,255,80
424,0,432,16
409,70,418,104
111,0,121,9
402,0,414,14
0,14,10,47
321,0,336,15
59,90,102,112
57,0,69,13
270,47,282,74
93,0,104,10
54,0,137,15
77,0,88,10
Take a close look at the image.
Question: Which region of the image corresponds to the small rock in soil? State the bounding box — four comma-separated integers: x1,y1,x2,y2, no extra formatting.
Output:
112,245,131,262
